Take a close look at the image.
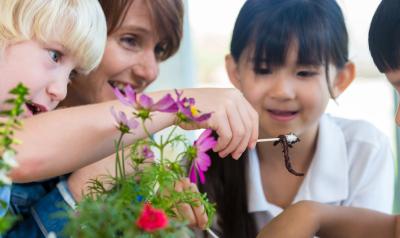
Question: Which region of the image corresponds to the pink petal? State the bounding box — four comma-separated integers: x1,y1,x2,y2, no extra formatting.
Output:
124,85,137,105
196,129,213,145
152,94,178,112
197,138,217,152
189,165,197,184
113,88,132,106
110,107,120,123
194,113,212,122
196,153,211,171
119,111,128,123
188,98,195,105
127,118,139,130
198,169,206,184
139,94,154,109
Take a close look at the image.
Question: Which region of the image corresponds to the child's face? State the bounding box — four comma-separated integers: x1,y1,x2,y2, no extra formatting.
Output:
66,0,160,105
226,46,340,139
0,40,76,116
385,69,400,126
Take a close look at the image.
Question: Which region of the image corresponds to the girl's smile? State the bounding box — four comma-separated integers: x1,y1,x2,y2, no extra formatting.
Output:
266,109,299,122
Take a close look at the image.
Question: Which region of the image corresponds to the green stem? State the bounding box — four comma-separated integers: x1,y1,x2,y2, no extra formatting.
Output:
141,119,156,144
115,133,125,182
164,125,178,147
121,141,126,180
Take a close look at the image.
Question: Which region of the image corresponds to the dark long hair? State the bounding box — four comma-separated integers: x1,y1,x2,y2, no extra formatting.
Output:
199,0,349,237
199,146,257,238
369,0,400,72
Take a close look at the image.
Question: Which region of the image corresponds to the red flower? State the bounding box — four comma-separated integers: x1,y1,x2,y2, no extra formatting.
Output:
136,203,169,232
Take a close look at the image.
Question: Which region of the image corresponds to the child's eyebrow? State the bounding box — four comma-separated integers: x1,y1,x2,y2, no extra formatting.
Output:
46,41,67,53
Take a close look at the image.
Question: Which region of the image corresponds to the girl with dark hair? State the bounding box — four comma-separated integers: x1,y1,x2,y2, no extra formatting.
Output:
258,0,400,237
199,0,394,237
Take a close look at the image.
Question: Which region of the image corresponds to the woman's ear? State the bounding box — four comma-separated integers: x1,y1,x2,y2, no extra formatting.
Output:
225,54,242,90
332,62,356,98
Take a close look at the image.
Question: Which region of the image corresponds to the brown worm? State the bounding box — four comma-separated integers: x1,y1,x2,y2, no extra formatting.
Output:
273,134,304,176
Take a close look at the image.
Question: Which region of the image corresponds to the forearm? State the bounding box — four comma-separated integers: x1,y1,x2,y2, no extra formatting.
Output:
317,205,396,238
257,201,397,238
67,154,122,202
11,96,175,182
10,87,258,183
257,201,321,238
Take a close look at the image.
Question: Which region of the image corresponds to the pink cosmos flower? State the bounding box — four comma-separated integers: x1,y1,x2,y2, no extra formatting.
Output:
188,129,217,184
110,106,139,133
175,90,211,123
114,85,178,120
140,145,154,160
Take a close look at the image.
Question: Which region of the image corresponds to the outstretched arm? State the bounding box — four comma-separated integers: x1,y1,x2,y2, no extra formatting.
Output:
11,98,174,182
10,88,258,182
257,201,398,238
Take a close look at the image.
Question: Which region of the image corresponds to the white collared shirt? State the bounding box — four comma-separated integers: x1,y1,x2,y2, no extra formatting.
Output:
246,114,395,231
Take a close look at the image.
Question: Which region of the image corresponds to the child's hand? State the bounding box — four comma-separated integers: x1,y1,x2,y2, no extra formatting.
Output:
179,88,258,160
257,201,320,238
173,178,208,230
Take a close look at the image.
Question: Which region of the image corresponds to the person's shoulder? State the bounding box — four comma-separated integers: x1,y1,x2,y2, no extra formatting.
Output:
325,114,388,146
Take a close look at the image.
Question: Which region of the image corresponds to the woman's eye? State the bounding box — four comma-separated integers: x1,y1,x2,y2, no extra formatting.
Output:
49,50,62,63
120,35,139,49
155,43,167,61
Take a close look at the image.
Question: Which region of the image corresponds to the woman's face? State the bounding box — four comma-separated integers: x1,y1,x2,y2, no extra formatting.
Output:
65,0,161,105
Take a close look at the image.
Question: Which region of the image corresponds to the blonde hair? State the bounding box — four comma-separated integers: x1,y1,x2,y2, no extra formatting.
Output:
0,0,107,74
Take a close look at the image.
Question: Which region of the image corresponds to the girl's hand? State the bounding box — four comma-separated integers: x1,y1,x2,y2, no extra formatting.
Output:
257,201,320,238
173,178,208,230
179,88,258,159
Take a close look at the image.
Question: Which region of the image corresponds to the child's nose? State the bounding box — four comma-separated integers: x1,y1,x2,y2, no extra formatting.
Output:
269,76,295,100
47,78,68,102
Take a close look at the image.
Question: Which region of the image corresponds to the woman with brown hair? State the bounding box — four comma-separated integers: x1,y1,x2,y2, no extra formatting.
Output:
6,0,259,237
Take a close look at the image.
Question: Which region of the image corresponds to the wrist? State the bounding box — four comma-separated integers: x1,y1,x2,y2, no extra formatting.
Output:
295,201,322,234
67,172,85,202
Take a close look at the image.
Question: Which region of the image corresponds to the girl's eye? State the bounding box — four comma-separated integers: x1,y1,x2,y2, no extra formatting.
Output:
49,50,62,63
297,70,318,77
255,67,272,75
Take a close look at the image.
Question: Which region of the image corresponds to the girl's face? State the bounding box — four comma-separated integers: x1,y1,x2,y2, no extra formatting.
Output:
226,45,353,139
66,0,161,105
0,40,76,116
385,69,400,126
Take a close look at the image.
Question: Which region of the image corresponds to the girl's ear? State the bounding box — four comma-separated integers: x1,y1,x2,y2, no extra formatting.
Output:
332,62,356,98
225,54,242,90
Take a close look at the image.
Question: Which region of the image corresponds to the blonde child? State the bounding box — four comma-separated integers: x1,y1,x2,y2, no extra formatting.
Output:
199,0,394,237
0,0,107,235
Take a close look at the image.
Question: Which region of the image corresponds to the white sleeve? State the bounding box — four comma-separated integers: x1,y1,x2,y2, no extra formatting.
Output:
344,135,395,214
